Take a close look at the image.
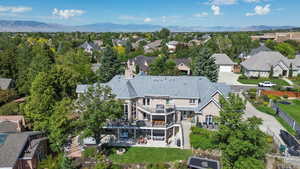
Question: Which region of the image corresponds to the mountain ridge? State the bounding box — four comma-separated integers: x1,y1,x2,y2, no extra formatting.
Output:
0,20,297,32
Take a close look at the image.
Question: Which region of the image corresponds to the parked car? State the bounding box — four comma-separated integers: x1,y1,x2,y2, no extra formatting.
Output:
258,81,276,87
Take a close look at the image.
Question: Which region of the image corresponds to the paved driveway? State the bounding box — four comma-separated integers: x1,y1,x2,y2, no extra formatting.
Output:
239,94,285,145
218,72,243,85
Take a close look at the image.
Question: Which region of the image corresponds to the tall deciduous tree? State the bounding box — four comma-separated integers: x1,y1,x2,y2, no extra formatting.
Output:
49,98,77,152
96,46,123,82
158,28,171,39
23,65,80,131
217,94,268,169
191,47,218,82
77,84,123,144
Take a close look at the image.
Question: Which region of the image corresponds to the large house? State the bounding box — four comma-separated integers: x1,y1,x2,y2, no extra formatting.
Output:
76,74,230,148
241,51,300,78
125,55,192,78
0,116,48,169
212,54,236,72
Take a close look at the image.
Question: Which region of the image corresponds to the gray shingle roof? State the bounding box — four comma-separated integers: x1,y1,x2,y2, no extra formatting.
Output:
80,41,100,51
128,55,191,72
0,78,12,90
248,45,272,56
241,51,294,71
212,53,235,65
77,75,230,100
144,40,162,49
0,131,42,168
128,55,155,72
292,55,300,67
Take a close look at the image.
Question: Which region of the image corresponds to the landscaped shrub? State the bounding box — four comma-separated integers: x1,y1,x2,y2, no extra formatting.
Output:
268,94,281,103
146,163,170,169
190,127,218,150
0,89,17,106
0,101,20,115
283,95,289,99
247,88,257,100
238,74,247,80
261,95,270,102
272,85,283,91
83,147,98,158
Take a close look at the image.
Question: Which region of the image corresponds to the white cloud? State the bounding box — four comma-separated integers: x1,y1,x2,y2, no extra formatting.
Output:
52,8,85,19
246,4,271,16
0,6,32,13
144,17,152,23
194,12,209,17
208,0,236,5
211,5,221,15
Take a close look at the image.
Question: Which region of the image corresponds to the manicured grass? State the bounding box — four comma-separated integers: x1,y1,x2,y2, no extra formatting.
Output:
291,79,300,86
256,105,276,116
278,100,300,125
238,78,289,86
275,116,297,136
108,147,192,164
251,103,297,135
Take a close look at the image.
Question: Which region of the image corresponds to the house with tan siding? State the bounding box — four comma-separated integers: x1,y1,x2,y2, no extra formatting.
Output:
76,74,230,148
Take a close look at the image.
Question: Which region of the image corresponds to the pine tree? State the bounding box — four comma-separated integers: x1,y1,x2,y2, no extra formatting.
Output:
96,46,122,82
192,47,218,82
269,65,274,78
289,63,293,78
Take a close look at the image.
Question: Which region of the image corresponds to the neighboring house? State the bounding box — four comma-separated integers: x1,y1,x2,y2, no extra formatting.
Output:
0,116,26,133
125,55,192,78
212,54,236,72
79,41,101,54
0,78,12,90
188,39,202,46
0,132,48,169
93,40,103,47
251,32,300,42
144,40,162,53
174,58,192,75
76,75,230,147
239,44,272,60
166,41,179,53
241,51,300,78
112,39,128,47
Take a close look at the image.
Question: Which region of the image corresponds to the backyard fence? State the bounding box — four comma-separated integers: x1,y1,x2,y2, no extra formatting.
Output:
271,102,300,135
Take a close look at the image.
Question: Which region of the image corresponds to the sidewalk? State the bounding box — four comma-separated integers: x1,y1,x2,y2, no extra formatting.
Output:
283,77,294,86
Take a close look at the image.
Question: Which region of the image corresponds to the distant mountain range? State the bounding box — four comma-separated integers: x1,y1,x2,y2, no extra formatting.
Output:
0,20,297,32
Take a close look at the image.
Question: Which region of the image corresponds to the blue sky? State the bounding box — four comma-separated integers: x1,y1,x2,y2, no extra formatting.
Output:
0,0,298,26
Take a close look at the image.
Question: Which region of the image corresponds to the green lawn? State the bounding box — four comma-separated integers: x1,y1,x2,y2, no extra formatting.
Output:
238,78,289,86
251,103,297,135
108,147,192,164
278,100,300,125
291,79,300,86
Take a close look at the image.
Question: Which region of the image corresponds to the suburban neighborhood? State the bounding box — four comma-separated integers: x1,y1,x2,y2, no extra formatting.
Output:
1,1,300,169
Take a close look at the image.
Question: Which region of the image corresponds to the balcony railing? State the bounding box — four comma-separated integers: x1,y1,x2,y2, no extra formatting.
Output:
136,103,176,114
106,119,175,128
